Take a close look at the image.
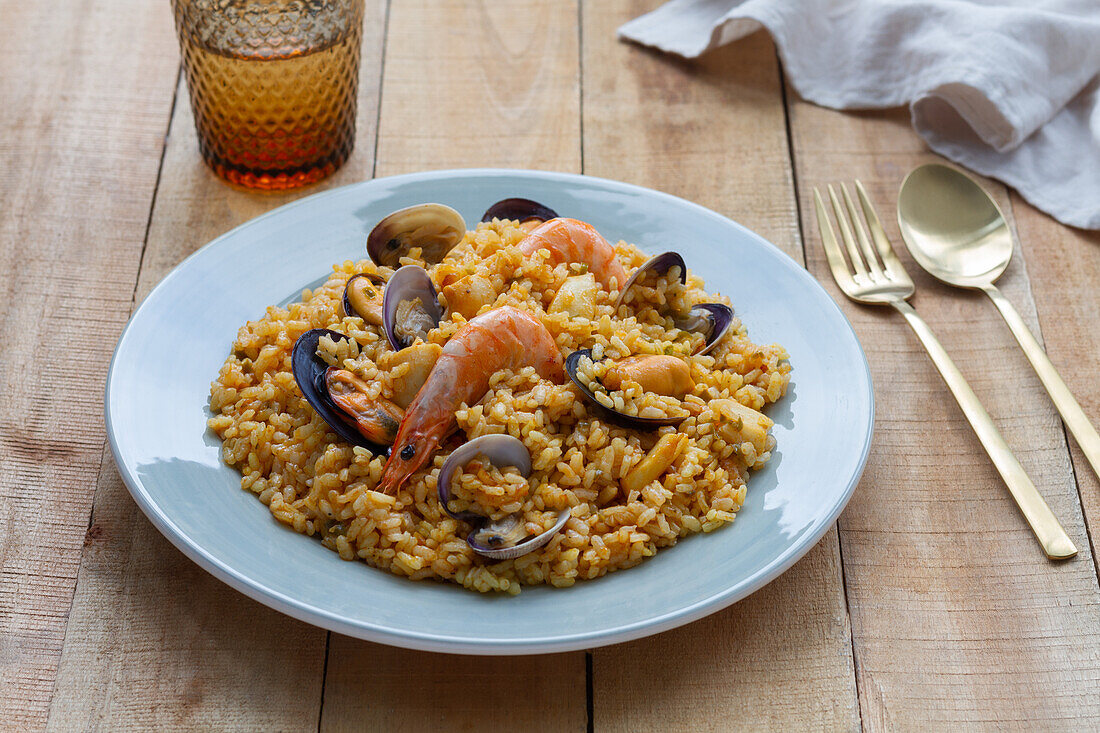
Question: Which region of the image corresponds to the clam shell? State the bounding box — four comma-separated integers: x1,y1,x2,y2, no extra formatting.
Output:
381,265,442,351
480,198,559,225
467,509,571,560
615,251,687,309
564,349,687,429
616,252,732,354
436,434,531,524
290,329,383,452
681,303,734,356
366,203,466,267
436,433,570,559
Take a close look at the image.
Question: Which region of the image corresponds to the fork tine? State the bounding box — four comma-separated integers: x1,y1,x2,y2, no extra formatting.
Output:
854,180,907,281
840,183,885,281
813,188,858,294
827,185,870,281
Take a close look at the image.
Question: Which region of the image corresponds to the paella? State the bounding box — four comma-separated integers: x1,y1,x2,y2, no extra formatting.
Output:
207,198,791,594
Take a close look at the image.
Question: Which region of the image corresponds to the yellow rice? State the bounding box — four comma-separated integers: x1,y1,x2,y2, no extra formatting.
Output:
208,219,790,594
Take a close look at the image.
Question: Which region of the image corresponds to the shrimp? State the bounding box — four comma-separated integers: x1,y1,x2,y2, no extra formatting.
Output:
517,218,628,291
378,306,565,494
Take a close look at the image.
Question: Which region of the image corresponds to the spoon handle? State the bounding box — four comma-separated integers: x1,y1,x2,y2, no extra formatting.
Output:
892,299,1077,560
982,284,1100,483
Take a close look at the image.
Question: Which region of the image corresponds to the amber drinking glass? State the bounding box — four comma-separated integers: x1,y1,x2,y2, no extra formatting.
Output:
172,0,364,190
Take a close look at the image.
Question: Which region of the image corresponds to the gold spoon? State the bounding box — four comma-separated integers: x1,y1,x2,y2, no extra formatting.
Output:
898,163,1100,485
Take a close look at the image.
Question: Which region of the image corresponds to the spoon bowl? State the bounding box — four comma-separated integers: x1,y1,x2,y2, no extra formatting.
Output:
898,163,1013,288
898,162,1100,486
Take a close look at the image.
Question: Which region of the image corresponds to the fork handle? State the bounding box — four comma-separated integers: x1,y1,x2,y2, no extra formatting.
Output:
982,284,1100,484
891,299,1077,560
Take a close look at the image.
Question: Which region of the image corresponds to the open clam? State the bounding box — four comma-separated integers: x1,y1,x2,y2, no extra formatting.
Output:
291,329,386,451
366,203,466,267
616,251,734,356
437,434,570,560
615,251,688,304
564,349,689,429
675,303,733,356
381,265,443,351
480,198,559,227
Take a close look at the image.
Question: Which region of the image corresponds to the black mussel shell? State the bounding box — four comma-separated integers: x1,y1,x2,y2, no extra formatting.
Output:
564,349,686,429
291,329,385,452
342,273,386,320
480,198,559,224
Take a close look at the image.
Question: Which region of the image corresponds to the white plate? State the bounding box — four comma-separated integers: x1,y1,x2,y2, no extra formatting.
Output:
106,169,873,654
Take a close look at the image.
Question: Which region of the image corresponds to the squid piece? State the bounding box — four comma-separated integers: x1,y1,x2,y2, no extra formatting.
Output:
621,433,689,493
712,399,773,456
442,275,498,320
387,342,443,409
549,273,599,320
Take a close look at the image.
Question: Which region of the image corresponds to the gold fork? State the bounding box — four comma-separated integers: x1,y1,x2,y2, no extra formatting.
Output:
813,181,1077,560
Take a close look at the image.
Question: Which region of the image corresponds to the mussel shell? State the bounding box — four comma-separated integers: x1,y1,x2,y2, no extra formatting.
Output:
341,273,386,320
564,349,687,429
480,198,559,224
436,434,531,524
290,329,384,452
366,203,466,267
681,303,734,356
381,265,442,351
467,509,571,560
615,251,688,308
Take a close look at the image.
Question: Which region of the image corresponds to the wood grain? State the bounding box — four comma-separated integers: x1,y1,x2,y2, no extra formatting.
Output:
320,2,587,731
322,648,586,733
787,101,1100,727
583,3,859,729
44,2,389,729
0,0,180,727
10,1,1100,727
1011,200,1100,569
372,0,582,175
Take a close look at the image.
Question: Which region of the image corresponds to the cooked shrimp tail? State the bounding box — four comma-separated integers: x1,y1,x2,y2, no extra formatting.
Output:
517,218,628,291
378,306,564,494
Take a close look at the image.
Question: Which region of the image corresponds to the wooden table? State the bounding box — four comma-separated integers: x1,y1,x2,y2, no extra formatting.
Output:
4,0,1100,728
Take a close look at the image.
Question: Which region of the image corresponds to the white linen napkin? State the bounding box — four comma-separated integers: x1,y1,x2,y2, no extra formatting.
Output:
619,0,1100,229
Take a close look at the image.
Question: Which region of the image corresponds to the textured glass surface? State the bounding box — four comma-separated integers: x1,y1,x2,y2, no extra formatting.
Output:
172,0,364,190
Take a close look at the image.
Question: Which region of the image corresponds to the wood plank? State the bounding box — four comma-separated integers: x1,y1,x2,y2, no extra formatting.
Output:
323,648,584,733
787,100,1100,727
372,0,582,175
584,3,859,729
44,2,389,729
0,0,181,727
320,2,587,731
1011,200,1100,569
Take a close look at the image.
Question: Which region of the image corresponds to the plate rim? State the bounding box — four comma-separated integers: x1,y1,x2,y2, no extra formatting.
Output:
105,167,874,655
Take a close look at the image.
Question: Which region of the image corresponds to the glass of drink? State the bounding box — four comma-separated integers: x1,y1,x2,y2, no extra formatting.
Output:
171,0,364,190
